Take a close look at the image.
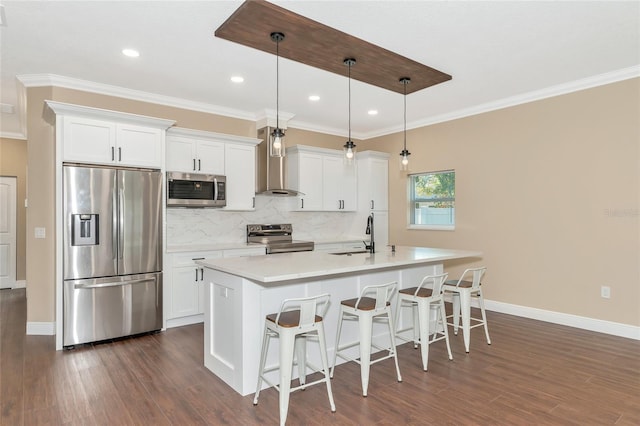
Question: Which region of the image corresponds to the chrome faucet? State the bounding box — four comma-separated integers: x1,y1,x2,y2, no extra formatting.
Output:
364,212,375,253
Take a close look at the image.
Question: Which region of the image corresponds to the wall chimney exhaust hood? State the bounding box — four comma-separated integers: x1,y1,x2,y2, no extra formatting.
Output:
256,126,301,196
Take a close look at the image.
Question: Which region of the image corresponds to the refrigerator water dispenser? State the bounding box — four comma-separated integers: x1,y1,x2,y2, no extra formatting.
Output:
71,214,99,246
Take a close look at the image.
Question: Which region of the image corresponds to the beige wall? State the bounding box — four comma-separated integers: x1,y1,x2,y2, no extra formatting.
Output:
364,78,640,326
0,137,28,281
26,80,639,327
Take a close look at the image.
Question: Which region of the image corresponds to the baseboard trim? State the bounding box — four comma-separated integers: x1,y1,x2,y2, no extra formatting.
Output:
14,280,26,289
26,321,56,335
165,314,204,329
483,299,640,340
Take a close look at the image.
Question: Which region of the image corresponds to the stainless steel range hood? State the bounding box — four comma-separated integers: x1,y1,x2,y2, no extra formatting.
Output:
256,127,301,196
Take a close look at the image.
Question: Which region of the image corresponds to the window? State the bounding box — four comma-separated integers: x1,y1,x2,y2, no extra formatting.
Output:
409,170,455,229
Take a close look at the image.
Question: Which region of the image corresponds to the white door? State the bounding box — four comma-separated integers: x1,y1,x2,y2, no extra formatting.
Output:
0,176,17,289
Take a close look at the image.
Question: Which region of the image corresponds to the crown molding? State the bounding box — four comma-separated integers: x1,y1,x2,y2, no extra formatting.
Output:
17,74,257,122
362,65,640,140
16,66,640,141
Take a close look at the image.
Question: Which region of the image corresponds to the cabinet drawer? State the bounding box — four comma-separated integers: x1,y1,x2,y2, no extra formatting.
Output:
171,251,222,267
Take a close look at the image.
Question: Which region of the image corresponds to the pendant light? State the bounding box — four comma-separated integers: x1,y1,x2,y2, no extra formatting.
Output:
343,58,356,165
399,77,411,171
270,32,286,157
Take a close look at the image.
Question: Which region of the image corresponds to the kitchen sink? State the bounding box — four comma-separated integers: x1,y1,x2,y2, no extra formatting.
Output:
329,250,369,255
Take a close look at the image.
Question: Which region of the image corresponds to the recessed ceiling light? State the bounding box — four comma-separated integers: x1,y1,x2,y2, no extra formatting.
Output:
230,76,244,83
308,95,320,101
368,109,378,115
122,48,140,58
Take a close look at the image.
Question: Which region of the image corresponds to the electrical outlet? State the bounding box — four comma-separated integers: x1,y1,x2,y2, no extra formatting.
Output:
600,286,611,299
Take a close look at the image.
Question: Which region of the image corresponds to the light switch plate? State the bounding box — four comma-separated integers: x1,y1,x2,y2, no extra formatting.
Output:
34,227,46,239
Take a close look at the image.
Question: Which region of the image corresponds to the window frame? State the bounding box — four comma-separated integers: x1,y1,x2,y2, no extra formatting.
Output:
407,169,456,231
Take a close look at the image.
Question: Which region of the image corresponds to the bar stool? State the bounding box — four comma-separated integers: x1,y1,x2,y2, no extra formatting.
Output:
331,282,402,397
395,273,452,371
443,267,491,353
253,294,335,426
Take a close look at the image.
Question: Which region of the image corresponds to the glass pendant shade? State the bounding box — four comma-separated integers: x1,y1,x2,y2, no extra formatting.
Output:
343,140,356,165
400,149,411,171
270,127,285,157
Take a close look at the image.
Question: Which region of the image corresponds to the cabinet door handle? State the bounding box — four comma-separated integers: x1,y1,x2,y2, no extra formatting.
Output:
200,267,204,281
198,159,201,171
371,200,374,210
118,147,122,161
252,197,255,208
111,147,115,161
195,268,199,282
301,199,304,209
193,158,196,171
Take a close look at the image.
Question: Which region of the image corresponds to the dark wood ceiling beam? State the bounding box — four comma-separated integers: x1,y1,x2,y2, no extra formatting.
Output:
214,0,452,94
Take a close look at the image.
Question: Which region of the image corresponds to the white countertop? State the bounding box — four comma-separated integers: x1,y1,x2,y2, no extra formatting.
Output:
166,242,266,253
197,246,482,284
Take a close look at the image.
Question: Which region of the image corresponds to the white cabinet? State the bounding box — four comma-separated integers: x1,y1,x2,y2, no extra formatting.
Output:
60,115,167,168
357,151,389,211
357,151,390,248
287,145,356,211
167,251,222,327
166,128,261,211
165,246,265,328
166,135,225,174
224,143,256,211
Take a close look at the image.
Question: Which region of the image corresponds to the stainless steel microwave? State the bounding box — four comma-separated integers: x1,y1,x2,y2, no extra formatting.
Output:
166,172,226,207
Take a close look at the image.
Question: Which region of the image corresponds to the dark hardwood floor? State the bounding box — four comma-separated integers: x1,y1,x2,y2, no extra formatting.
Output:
1,288,639,425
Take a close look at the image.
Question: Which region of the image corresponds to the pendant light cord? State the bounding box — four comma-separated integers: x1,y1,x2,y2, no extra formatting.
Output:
403,78,407,150
348,60,352,142
276,36,280,129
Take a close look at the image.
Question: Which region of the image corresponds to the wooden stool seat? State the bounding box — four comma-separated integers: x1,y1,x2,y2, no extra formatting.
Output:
266,311,323,327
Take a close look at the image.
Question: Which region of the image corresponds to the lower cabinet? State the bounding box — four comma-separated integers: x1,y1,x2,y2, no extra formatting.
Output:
165,247,266,328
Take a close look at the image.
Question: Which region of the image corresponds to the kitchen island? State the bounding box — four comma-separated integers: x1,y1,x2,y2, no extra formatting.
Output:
198,246,481,396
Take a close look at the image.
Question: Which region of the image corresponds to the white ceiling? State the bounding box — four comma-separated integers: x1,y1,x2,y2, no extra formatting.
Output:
1,1,639,140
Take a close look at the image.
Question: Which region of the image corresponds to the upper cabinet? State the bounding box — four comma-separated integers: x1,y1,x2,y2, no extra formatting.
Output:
167,127,261,211
166,135,225,175
357,151,389,211
46,101,175,169
287,145,357,212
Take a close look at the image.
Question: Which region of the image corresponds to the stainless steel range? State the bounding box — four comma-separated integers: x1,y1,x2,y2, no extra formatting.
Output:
247,224,314,254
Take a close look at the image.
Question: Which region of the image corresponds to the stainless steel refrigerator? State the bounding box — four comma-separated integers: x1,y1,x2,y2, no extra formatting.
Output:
63,164,163,347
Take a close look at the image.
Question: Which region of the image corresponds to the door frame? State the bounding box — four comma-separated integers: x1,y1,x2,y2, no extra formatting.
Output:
0,176,17,289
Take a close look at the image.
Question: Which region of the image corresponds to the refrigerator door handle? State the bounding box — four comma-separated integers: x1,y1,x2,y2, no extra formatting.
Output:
74,278,152,289
118,184,124,260
112,181,119,263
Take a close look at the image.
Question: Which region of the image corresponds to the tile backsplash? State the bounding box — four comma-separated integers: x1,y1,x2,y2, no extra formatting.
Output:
166,195,365,245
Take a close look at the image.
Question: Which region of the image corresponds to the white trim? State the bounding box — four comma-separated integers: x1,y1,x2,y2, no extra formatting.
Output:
362,65,640,139
0,131,27,140
13,280,26,289
167,127,260,146
481,299,640,340
18,74,256,122
26,321,56,335
44,100,175,129
15,67,640,141
408,225,455,231
165,314,204,329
